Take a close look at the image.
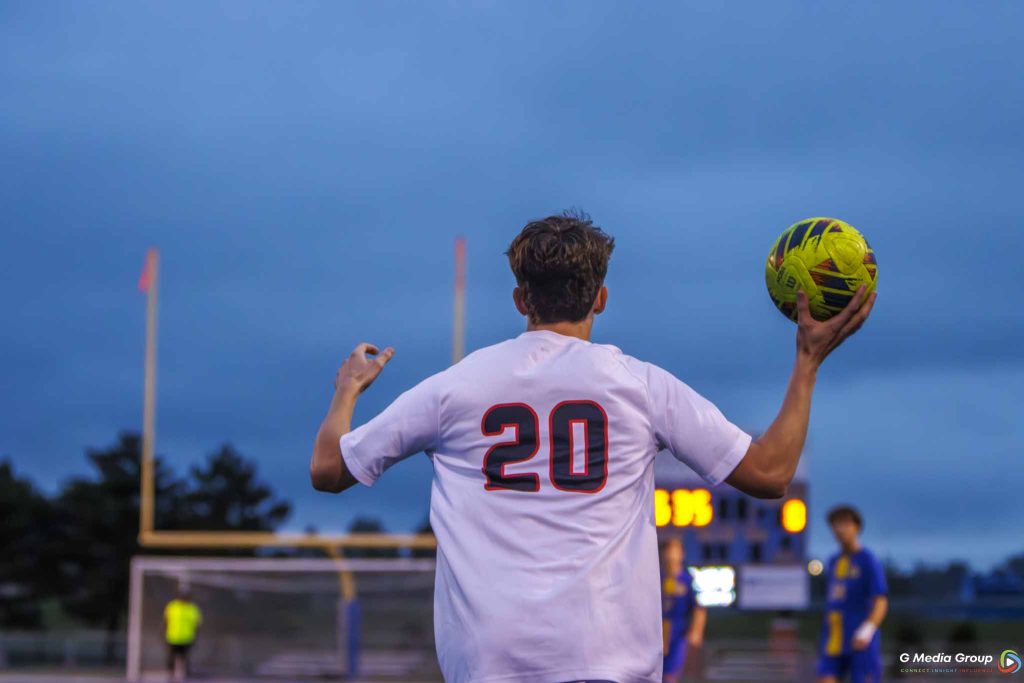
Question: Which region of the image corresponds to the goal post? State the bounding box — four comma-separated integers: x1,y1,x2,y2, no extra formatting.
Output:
127,556,438,682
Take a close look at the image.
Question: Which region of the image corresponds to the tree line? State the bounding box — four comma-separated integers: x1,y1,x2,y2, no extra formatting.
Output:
0,432,293,652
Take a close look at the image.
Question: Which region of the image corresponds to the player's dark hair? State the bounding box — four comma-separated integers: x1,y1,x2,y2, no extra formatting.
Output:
506,210,615,324
826,504,863,529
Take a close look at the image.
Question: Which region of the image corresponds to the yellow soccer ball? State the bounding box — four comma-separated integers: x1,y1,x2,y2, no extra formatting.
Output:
765,217,878,322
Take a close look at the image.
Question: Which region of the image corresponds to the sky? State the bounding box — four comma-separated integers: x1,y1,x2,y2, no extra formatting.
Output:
1,1,1022,570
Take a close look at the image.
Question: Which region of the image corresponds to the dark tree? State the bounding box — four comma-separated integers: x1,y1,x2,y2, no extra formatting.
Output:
52,433,185,660
179,444,291,532
1003,552,1024,578
52,434,292,662
0,459,57,628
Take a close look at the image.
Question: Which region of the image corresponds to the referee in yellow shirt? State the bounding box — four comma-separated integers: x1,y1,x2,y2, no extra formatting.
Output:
164,586,202,683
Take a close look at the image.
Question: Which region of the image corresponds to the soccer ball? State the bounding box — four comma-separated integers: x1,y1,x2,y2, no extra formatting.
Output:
765,217,878,322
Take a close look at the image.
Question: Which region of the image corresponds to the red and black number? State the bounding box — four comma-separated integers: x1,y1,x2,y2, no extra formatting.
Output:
549,400,608,493
481,400,608,493
481,403,540,492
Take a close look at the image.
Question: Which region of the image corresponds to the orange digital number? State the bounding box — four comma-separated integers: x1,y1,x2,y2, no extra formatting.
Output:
655,488,713,527
654,489,672,527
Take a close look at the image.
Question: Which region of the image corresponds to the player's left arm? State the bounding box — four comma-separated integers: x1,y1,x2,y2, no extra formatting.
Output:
852,553,889,650
687,606,707,647
852,596,888,650
726,287,876,498
310,343,395,493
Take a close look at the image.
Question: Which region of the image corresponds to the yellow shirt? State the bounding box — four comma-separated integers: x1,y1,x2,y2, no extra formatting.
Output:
164,599,202,645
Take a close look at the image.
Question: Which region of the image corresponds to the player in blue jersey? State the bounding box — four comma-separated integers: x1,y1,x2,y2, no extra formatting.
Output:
817,505,888,683
660,538,707,682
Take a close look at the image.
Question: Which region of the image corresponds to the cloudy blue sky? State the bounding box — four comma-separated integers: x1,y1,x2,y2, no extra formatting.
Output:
2,2,1022,569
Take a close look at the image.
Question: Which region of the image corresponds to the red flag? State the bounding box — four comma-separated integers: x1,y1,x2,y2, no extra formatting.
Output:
138,250,155,293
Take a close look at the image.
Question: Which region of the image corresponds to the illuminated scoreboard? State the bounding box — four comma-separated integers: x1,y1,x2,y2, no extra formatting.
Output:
654,451,810,608
656,486,807,536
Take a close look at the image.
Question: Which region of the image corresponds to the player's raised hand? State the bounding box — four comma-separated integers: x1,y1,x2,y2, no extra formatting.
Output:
335,343,395,396
795,286,876,366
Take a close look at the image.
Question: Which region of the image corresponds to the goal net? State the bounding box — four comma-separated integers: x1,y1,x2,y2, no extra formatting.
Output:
127,555,439,681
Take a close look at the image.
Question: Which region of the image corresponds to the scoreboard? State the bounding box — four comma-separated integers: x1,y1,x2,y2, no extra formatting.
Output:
654,451,810,608
654,482,808,565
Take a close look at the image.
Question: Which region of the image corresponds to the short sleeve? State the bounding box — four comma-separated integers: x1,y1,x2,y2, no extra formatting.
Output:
866,553,888,597
340,375,440,487
642,362,751,485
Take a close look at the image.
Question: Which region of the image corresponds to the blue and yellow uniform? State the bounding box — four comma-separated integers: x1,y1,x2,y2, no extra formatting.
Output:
817,548,886,682
662,568,696,677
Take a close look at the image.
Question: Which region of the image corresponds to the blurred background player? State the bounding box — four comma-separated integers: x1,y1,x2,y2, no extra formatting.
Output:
817,505,888,683
660,538,707,682
163,585,202,683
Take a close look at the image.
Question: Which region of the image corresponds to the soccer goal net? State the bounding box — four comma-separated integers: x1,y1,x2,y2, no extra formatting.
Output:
126,555,439,681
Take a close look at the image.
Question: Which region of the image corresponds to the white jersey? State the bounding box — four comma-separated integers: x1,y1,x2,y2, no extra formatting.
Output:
340,330,750,683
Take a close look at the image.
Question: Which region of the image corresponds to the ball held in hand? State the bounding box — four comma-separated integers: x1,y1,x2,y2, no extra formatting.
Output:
765,217,878,322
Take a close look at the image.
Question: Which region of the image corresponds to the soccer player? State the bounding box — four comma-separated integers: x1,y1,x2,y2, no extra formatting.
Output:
660,538,706,682
816,505,888,683
163,586,202,683
311,212,875,683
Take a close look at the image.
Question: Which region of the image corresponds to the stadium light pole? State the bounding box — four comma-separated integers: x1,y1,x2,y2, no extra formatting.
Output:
453,237,466,365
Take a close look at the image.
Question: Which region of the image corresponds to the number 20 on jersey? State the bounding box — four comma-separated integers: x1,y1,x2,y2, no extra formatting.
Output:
481,401,608,494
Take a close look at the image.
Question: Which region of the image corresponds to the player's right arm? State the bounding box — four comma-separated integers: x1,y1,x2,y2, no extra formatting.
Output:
312,343,440,493
726,287,876,498
310,343,395,493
